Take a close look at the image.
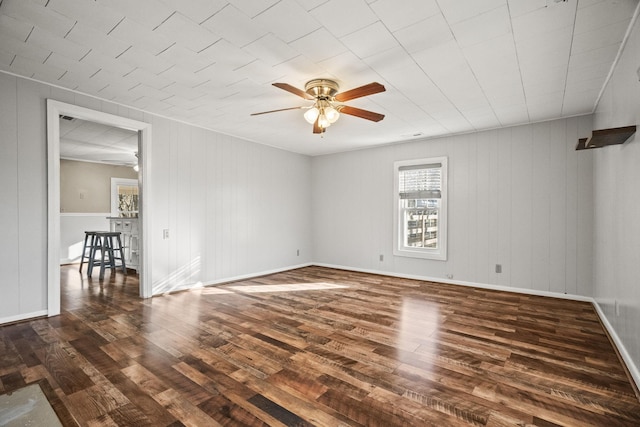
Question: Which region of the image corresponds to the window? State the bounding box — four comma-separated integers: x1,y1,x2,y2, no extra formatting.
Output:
111,178,139,217
393,157,447,260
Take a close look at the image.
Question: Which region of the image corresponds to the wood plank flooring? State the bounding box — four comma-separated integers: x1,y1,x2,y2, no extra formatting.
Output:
1,265,639,426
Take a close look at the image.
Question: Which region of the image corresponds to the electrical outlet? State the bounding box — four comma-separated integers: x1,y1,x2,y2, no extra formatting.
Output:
163,229,169,239
495,264,502,273
615,300,620,316
446,274,453,279
296,249,300,256
379,254,384,262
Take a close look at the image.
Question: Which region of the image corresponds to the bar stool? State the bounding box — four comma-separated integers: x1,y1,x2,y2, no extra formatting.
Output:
88,231,127,279
79,231,101,273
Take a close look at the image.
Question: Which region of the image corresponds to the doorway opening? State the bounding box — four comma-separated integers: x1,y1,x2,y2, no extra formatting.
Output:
47,100,152,317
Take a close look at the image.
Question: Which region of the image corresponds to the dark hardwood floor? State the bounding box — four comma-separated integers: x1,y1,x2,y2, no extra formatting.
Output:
1,265,639,426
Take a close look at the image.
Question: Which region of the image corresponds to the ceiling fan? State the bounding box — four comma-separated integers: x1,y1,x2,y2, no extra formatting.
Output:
251,79,386,134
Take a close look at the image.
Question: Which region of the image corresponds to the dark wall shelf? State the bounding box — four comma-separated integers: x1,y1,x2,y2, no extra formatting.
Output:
576,125,636,150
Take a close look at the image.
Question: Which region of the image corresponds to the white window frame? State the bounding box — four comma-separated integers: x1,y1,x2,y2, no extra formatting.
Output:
393,157,448,260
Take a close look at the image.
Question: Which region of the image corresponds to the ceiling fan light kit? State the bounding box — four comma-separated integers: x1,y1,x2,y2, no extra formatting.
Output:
252,78,386,135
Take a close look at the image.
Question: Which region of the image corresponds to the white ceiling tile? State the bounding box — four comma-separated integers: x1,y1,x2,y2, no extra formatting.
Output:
571,20,630,55
154,12,220,53
511,1,576,38
95,0,174,30
317,51,376,82
1,0,75,37
124,67,173,90
0,13,34,42
0,51,15,67
44,52,99,77
569,43,619,70
10,54,64,81
232,59,286,85
201,4,269,48
160,0,227,24
199,39,255,70
80,50,135,77
310,0,379,38
162,82,207,101
271,54,322,79
437,0,506,25
294,0,328,11
566,60,610,83
65,23,130,59
340,22,398,59
462,107,501,129
242,34,298,66
28,27,89,61
507,0,547,18
0,34,51,62
47,0,125,34
290,28,347,63
493,103,530,125
157,44,215,74
393,13,453,54
451,5,512,47
370,0,439,32
228,0,280,18
574,0,638,34
157,65,210,88
253,0,321,43
108,18,174,56
117,46,173,76
128,83,172,101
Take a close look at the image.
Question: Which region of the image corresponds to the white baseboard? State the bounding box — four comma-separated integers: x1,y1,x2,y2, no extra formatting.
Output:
0,310,48,325
592,300,640,395
314,263,593,302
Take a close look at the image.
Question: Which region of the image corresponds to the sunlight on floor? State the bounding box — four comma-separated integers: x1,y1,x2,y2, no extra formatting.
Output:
200,282,349,295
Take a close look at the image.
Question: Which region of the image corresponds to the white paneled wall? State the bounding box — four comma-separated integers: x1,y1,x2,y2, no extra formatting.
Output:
0,71,312,323
593,13,640,384
312,116,594,296
148,116,312,294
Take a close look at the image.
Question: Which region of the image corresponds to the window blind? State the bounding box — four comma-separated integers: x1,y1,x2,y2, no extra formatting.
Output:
398,163,442,199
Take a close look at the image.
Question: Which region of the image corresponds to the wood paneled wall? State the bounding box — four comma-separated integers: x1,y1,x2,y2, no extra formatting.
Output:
0,72,312,322
311,116,594,296
592,12,640,386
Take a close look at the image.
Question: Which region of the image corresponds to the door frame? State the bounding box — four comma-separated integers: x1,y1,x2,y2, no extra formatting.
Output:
46,100,153,316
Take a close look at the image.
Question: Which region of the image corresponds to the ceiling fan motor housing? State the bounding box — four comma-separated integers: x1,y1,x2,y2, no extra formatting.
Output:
305,79,339,99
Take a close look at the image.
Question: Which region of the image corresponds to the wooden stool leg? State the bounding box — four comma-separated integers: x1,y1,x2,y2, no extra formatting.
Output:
87,235,101,278
116,234,127,274
99,236,110,279
79,233,89,272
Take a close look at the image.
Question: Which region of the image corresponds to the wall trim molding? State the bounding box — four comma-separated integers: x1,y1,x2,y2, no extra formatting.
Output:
313,263,593,302
592,300,640,398
60,212,112,217
0,310,48,326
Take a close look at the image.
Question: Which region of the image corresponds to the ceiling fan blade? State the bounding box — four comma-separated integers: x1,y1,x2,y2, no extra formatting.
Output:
313,117,323,134
272,83,314,100
250,106,304,116
334,82,385,102
338,105,385,122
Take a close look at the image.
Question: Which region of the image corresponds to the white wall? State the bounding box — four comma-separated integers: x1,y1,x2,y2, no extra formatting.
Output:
60,214,110,264
0,71,312,322
148,118,312,294
592,12,640,380
312,116,594,296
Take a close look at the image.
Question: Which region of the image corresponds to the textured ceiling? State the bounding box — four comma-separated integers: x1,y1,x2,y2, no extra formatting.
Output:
1,0,638,156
